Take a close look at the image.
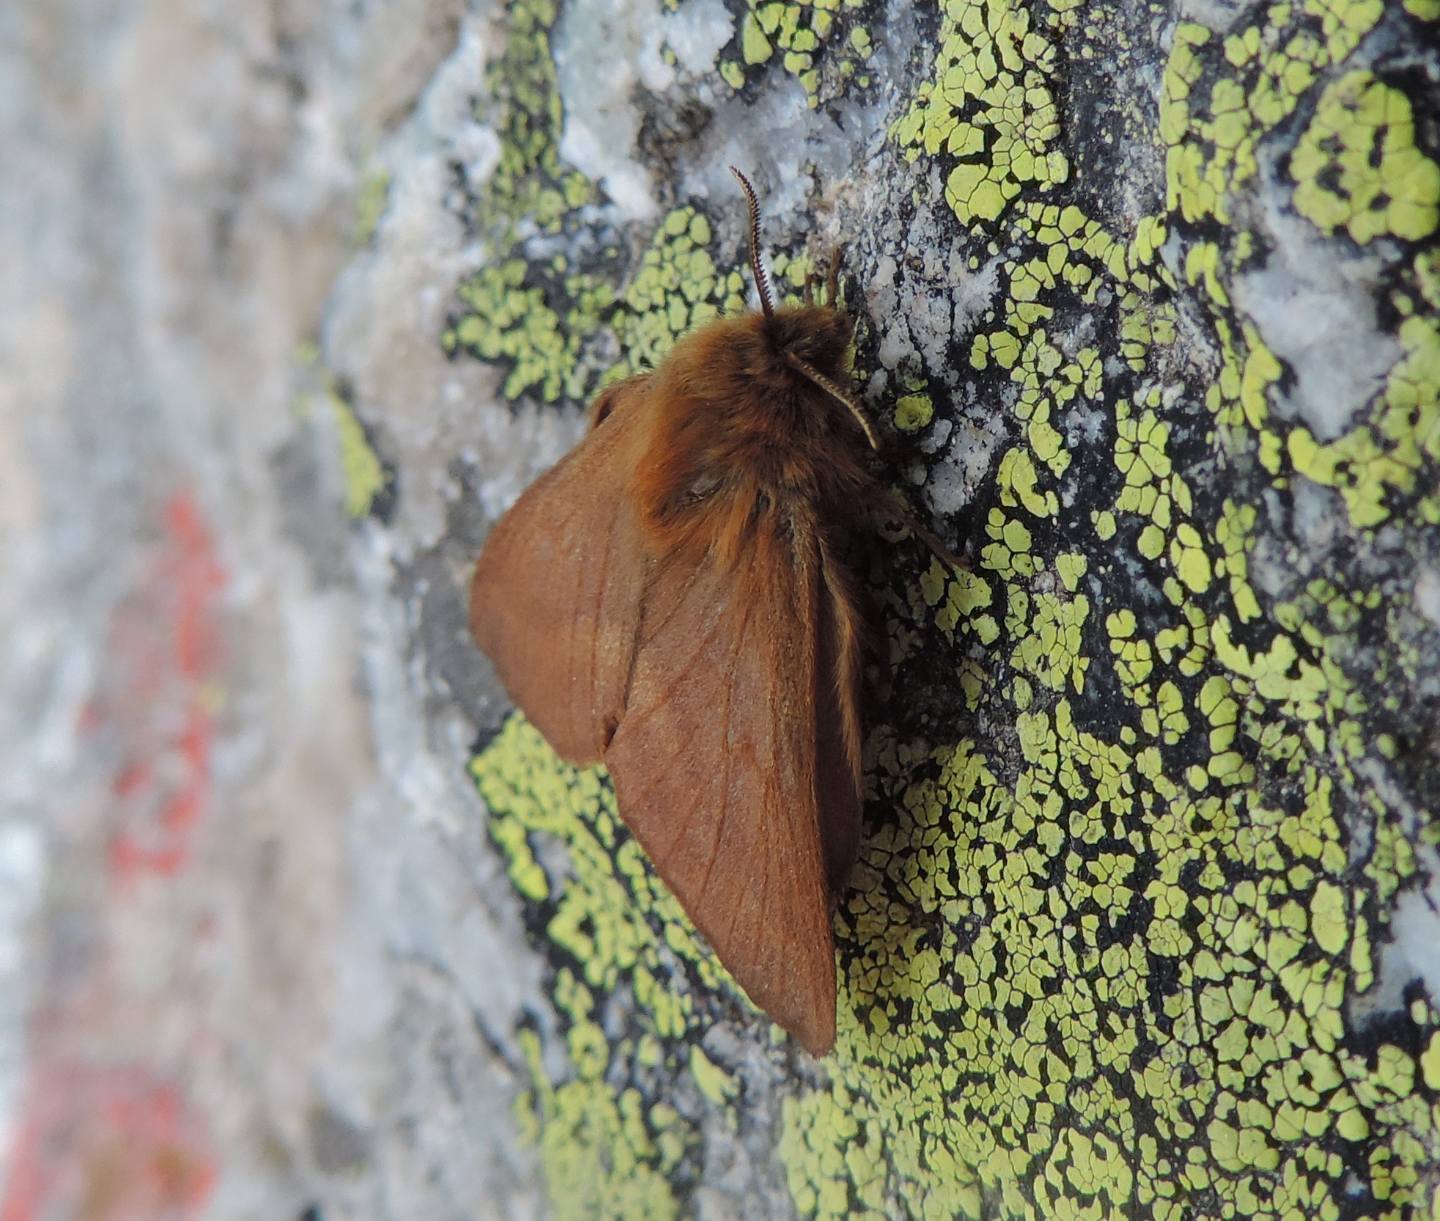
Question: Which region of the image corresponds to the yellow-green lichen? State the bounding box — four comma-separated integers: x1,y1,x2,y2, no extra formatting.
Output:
474,0,593,234
894,392,934,433
1291,71,1440,244
610,207,746,377
446,201,750,406
892,0,1070,225
1287,313,1440,529
515,1023,690,1221
1161,0,1387,228
326,389,390,519
475,721,724,1215
447,258,614,402
726,0,873,106
689,1046,736,1106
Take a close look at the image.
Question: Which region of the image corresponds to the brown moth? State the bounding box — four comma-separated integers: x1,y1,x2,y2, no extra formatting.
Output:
470,169,951,1055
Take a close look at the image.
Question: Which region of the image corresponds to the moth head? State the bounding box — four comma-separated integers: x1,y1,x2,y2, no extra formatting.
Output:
728,168,877,452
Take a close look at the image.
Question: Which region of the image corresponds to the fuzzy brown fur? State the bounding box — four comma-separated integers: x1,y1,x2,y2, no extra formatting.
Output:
627,304,876,790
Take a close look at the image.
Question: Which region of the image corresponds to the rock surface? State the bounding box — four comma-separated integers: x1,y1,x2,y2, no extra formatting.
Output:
2,0,1438,1217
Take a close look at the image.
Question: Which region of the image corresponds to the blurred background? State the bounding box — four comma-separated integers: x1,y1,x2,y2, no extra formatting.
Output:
0,1,551,1216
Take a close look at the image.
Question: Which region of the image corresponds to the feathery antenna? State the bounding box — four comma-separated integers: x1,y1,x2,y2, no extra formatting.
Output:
729,166,877,452
728,166,775,320
785,352,880,451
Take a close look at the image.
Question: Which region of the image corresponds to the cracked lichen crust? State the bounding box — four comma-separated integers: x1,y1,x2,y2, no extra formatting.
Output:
458,0,1440,1216
1291,69,1440,244
725,0,878,106
443,207,743,408
476,723,710,1221
474,0,593,234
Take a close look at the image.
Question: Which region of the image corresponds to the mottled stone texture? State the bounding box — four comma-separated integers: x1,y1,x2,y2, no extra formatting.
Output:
0,0,537,1217
3,0,1439,1218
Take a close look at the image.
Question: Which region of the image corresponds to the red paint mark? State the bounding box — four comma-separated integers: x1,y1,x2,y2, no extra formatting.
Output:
4,493,229,1220
83,490,227,885
0,1067,217,1221
163,494,222,681
108,703,212,880
110,762,152,801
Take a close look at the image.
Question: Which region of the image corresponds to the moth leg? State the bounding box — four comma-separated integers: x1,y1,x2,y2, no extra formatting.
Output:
870,486,967,571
